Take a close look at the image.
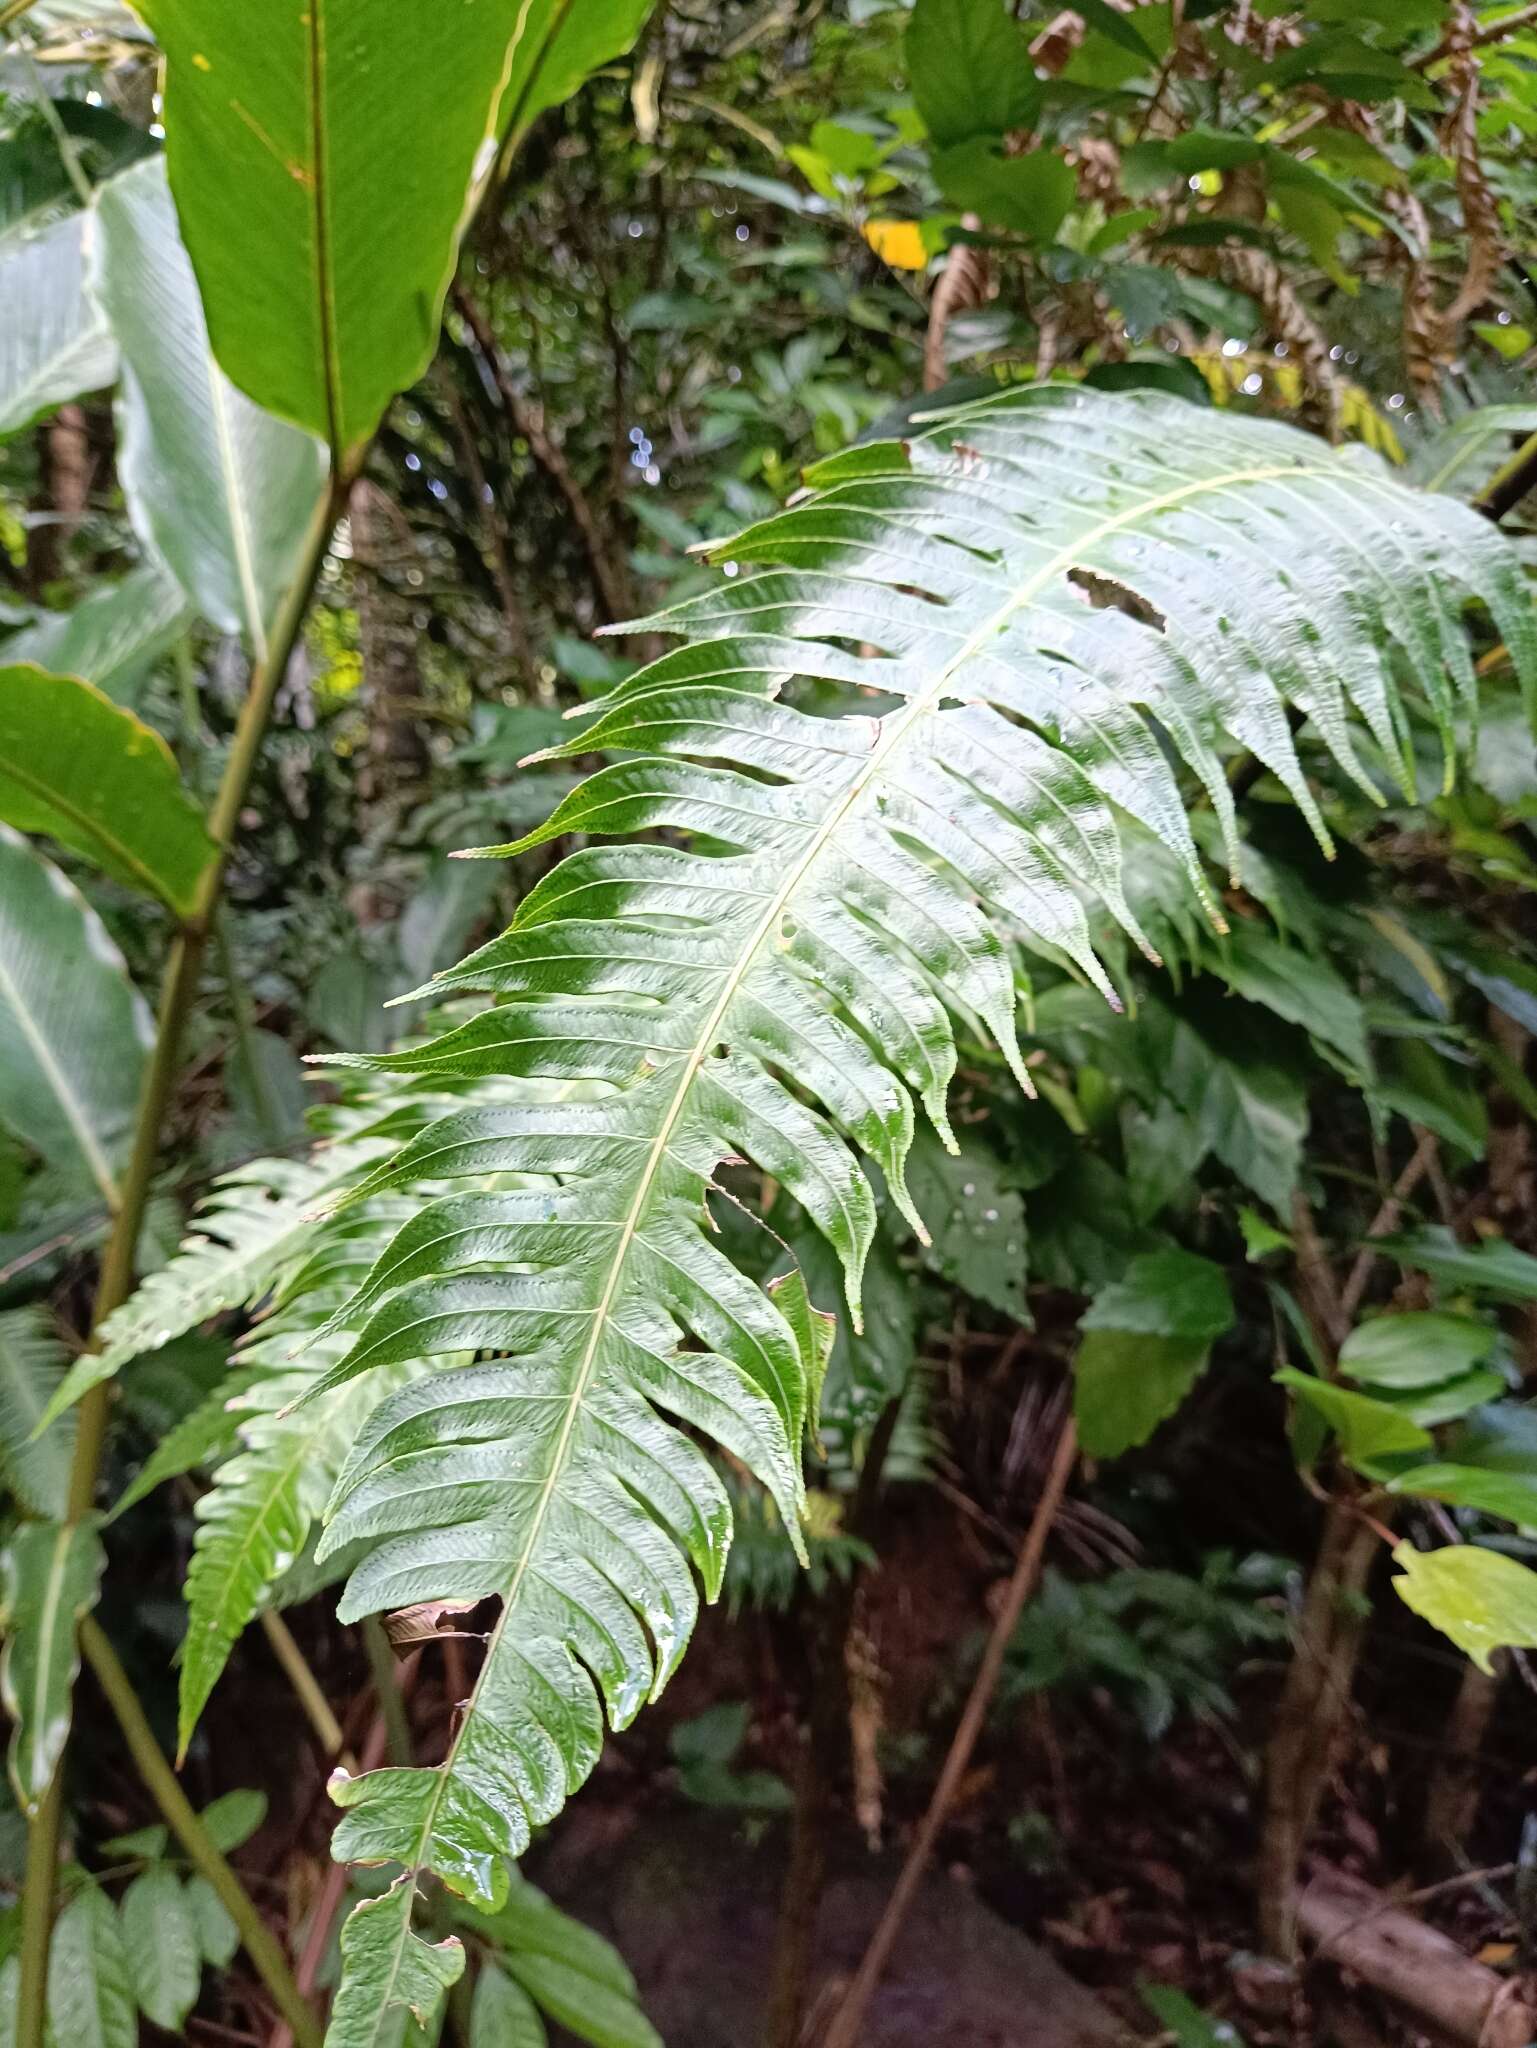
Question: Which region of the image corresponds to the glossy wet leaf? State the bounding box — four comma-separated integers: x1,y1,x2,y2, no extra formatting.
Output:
1339,1311,1500,1390
1391,1541,1537,1671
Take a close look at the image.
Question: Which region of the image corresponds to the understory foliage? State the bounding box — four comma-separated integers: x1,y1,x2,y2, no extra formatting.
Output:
3,2,1537,2047
63,384,1537,2033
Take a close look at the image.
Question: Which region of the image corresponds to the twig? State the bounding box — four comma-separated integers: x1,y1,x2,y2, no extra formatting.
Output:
1339,1127,1440,1325
361,1615,414,1768
259,1612,354,1773
764,1395,903,2048
822,1419,1079,2048
1416,1,1537,67
451,281,632,624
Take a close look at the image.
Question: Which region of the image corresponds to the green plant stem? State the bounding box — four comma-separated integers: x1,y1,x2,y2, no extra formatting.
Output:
260,1610,354,1770
16,480,343,2048
80,1617,323,2048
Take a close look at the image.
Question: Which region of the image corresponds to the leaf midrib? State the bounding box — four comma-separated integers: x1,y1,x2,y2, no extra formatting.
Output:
388,450,1327,1893
17,1524,84,1804
0,751,184,910
0,944,120,1212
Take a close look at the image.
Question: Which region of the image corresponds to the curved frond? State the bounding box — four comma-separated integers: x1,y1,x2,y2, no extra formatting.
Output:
311,388,1533,2038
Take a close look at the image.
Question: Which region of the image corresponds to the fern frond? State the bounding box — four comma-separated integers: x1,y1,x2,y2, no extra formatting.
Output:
310,388,1533,2038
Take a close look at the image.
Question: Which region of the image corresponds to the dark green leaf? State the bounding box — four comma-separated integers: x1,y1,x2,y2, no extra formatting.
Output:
0,665,216,913
932,141,1077,239
1074,1250,1232,1458
120,1865,201,2032
907,0,1041,146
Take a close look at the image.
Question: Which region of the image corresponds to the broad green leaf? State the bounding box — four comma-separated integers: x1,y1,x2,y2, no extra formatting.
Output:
907,0,1040,147
1388,1463,1537,1529
1391,1540,1537,1671
1074,1249,1232,1457
1215,925,1368,1074
472,1963,545,2048
120,1865,201,2032
1380,1370,1505,1428
1338,1311,1499,1390
1275,1368,1432,1467
47,1881,136,2048
1445,1402,1537,1475
327,1883,464,2048
98,1823,168,1859
92,157,330,647
0,827,153,1207
185,1876,239,1969
0,665,216,914
1139,1984,1248,2048
1364,1226,1537,1303
1072,0,1158,61
199,1786,267,1854
0,1304,75,1519
907,1132,1027,1319
0,1520,105,1811
932,142,1077,240
0,211,116,439
463,1875,662,2048
2,560,193,705
144,0,655,457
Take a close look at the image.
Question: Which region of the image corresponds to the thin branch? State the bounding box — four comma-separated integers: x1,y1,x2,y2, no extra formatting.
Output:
451,282,632,624
1416,1,1537,67
1339,1126,1440,1325
823,1418,1079,2048
81,1619,323,2048
259,1612,354,1772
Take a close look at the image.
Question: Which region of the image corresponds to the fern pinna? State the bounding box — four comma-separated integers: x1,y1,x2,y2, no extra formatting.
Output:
102,388,1537,2041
